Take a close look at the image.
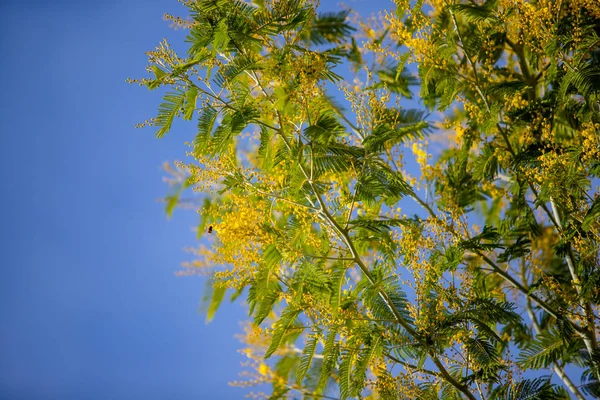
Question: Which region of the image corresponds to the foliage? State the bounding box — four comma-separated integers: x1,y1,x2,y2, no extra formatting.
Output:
132,0,600,398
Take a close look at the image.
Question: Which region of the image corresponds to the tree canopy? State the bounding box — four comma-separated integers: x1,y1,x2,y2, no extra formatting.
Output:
132,0,600,398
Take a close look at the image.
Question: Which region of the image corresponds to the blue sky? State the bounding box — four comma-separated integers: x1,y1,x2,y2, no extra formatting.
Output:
0,0,396,399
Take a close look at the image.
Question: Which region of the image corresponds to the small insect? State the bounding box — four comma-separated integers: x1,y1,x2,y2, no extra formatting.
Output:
207,225,213,234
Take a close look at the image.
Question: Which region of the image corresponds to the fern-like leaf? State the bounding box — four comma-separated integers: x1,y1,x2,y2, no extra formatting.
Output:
363,109,429,152
460,225,503,251
558,65,600,101
303,10,355,45
347,217,418,233
303,113,346,144
517,330,566,370
352,330,383,395
251,244,283,325
296,329,320,385
448,3,499,25
195,106,219,156
582,196,600,232
465,337,498,366
338,348,355,400
155,90,185,138
214,55,261,88
265,306,302,358
317,325,339,391
495,377,562,400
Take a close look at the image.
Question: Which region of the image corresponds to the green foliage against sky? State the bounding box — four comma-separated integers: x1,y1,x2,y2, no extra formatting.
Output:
134,0,600,398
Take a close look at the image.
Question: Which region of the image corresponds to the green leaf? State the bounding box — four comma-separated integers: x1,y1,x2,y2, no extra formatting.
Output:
465,337,498,366
330,264,347,318
485,81,529,98
195,106,219,156
214,55,261,88
146,65,168,90
460,225,503,251
263,243,282,271
363,109,429,152
415,383,440,400
253,0,310,37
373,62,418,97
151,65,167,79
432,244,463,273
197,198,213,239
303,113,346,144
517,330,568,370
294,262,331,297
347,217,417,233
172,50,211,75
472,143,499,181
339,348,355,400
317,325,339,391
581,367,600,398
361,266,413,325
275,354,299,381
448,4,499,25
251,244,284,325
252,282,281,325
582,196,600,231
164,195,178,218
265,306,301,358
441,299,521,344
213,19,230,53
302,10,355,45
346,37,362,69
205,105,259,156
355,157,413,205
183,86,198,121
559,65,600,102
155,90,186,138
352,331,382,395
165,176,193,218
296,329,320,385
258,126,275,171
311,143,365,178
206,285,227,323
494,377,562,400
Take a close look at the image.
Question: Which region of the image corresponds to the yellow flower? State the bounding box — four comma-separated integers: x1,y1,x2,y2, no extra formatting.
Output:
258,363,270,376
455,126,464,144
411,143,427,166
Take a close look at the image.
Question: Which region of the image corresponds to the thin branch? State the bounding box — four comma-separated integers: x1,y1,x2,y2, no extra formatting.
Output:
385,352,441,378
304,254,355,261
242,180,318,211
344,153,369,229
521,263,587,400
322,93,364,140
448,9,491,113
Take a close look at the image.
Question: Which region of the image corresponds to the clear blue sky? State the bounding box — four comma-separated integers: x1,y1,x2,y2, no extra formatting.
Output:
0,0,396,399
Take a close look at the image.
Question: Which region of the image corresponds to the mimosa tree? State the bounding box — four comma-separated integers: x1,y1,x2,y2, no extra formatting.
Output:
131,0,600,398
